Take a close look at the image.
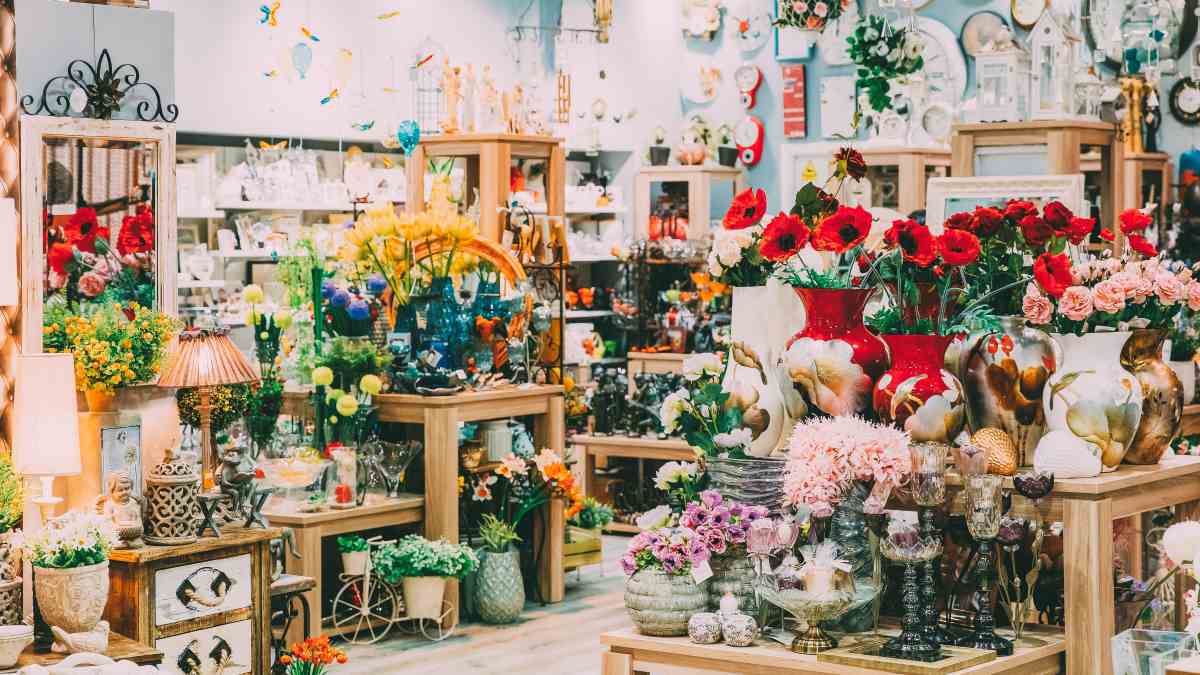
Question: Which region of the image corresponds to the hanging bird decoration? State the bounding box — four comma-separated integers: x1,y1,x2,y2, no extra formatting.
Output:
350,121,375,131
258,1,279,26
320,89,339,105
301,26,320,42
377,10,401,20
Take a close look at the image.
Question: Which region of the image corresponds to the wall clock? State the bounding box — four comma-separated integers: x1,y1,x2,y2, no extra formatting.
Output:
734,115,765,166
960,11,1011,57
736,63,763,109
915,17,968,104
1084,0,1199,68
920,101,955,144
1170,77,1200,125
1011,0,1046,29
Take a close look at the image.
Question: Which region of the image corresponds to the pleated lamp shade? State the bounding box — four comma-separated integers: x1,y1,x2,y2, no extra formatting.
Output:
157,329,259,388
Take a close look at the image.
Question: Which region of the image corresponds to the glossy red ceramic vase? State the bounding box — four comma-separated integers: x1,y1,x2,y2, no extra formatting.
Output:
782,287,890,417
873,334,966,444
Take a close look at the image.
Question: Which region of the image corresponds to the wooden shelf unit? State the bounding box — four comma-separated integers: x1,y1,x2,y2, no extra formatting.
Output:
571,433,693,535
633,165,744,240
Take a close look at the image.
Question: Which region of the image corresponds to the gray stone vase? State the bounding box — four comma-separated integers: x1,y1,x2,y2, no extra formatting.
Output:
708,552,756,613
475,548,525,624
625,568,709,636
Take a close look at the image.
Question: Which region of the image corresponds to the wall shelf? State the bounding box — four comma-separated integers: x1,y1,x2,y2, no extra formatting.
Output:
215,201,354,212
565,309,616,320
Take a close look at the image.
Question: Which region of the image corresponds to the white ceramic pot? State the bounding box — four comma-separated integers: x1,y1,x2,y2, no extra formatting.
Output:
1169,360,1197,405
340,551,368,577
33,561,109,634
0,624,32,668
402,576,447,620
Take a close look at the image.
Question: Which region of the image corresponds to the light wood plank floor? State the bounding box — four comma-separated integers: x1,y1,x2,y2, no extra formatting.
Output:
338,536,628,675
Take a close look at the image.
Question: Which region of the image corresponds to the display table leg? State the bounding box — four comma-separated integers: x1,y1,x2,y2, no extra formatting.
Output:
424,406,460,627
601,650,633,675
534,395,566,603
1064,497,1115,675
284,524,323,645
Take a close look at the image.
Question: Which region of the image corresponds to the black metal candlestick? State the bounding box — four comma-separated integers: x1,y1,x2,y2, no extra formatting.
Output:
956,537,1013,655
918,506,954,645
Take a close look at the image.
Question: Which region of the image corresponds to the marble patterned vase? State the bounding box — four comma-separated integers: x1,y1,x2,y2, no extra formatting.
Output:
1120,329,1184,465
625,569,709,637
33,561,109,634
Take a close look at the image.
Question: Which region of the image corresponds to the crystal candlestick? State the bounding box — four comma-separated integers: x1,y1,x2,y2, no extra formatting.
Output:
911,442,953,646
956,474,1013,656
879,526,943,662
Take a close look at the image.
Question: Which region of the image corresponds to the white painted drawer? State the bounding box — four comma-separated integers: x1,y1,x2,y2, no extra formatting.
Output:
154,554,252,626
156,618,253,675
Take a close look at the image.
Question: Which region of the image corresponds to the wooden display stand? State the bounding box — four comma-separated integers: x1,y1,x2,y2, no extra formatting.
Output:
1123,152,1172,253
634,165,744,239
1183,404,1200,436
105,527,278,675
599,625,1066,674
627,352,688,378
404,133,566,242
950,120,1123,230
15,633,162,669
572,433,693,534
262,493,424,641
857,145,952,216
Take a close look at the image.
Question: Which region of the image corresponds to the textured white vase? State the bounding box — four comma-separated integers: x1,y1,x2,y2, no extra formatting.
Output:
724,286,787,457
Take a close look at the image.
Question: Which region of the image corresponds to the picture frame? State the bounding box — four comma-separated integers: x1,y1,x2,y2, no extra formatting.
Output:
774,0,813,61
100,424,142,498
925,175,1087,230
177,222,201,246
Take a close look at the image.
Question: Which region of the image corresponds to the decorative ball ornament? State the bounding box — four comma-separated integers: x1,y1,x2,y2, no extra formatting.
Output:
974,427,1018,476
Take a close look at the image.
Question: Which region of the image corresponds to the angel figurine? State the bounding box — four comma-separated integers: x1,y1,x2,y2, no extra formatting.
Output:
95,471,144,548
440,58,462,134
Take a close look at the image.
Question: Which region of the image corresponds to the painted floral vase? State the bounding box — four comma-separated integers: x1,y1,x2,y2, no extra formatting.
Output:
723,286,788,457
957,317,1058,467
707,552,756,613
1120,329,1184,465
475,548,525,624
782,287,889,418
625,569,710,636
33,561,109,634
1035,332,1143,473
873,334,966,444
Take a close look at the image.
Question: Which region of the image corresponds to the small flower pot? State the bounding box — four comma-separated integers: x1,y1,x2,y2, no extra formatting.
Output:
0,625,32,668
34,561,109,633
649,146,670,166
717,146,738,167
625,568,709,636
341,551,368,577
402,576,447,620
84,389,117,413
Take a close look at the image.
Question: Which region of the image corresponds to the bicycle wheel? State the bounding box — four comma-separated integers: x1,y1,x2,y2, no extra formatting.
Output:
331,577,400,644
418,601,458,642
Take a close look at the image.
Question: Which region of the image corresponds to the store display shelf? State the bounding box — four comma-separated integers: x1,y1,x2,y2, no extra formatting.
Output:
572,433,691,458
604,521,641,535
177,208,225,219
564,356,625,367
178,279,227,289
215,200,354,212
1183,403,1200,435
566,146,635,158
565,207,626,216
571,255,620,263
565,309,616,320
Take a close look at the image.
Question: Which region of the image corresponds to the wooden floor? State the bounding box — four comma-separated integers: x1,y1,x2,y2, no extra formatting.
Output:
339,535,629,675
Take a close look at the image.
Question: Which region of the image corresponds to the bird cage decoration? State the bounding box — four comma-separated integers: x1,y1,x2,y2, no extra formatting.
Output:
975,42,1031,122
410,36,447,135
1029,10,1081,120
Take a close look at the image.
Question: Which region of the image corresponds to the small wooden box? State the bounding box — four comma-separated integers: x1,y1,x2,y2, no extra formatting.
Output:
563,526,602,571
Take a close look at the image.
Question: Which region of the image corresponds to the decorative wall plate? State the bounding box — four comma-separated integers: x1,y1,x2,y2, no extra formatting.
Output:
960,10,1011,56
1084,0,1199,68
1170,77,1200,125
681,61,722,104
915,17,969,104
682,0,724,40
920,101,955,144
733,10,772,52
1011,0,1046,29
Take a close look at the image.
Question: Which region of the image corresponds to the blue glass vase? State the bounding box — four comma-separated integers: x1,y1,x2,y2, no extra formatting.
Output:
425,277,468,369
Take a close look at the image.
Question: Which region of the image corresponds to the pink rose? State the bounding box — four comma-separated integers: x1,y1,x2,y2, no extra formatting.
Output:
1058,285,1095,322
1022,283,1053,325
792,0,808,12
77,271,107,298
1189,281,1200,312
1092,279,1126,314
1155,271,1187,305
814,1,829,16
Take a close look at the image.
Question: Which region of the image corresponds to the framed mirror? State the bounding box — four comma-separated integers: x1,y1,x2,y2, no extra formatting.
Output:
1084,0,1199,69
19,115,176,353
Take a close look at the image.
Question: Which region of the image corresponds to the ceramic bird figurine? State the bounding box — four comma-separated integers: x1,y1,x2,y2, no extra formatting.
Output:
51,621,110,654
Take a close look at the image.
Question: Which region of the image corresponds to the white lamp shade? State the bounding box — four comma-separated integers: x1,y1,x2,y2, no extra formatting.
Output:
0,198,14,307
12,353,82,477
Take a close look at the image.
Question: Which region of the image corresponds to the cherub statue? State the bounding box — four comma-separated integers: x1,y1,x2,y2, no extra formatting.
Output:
95,471,144,548
440,58,462,134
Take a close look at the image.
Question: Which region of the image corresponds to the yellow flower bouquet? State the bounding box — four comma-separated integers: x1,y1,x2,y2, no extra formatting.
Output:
48,303,179,394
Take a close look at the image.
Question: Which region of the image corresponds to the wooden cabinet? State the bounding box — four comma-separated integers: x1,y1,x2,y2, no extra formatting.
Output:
104,527,277,675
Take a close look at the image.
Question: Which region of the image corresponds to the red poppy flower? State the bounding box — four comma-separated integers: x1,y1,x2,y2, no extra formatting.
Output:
812,206,872,253
63,207,104,253
937,228,982,266
722,188,767,230
47,242,74,276
834,147,867,180
1042,201,1074,234
944,212,975,232
884,218,936,267
117,207,155,256
1119,208,1152,234
1099,228,1116,242
1065,216,1096,245
1004,200,1038,223
760,212,809,261
1033,252,1073,298
1019,215,1054,248
972,206,1005,237
1127,233,1159,258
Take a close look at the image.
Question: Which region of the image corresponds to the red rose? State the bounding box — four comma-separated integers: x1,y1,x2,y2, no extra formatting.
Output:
1033,252,1073,298
812,206,872,253
1127,233,1158,258
1099,228,1116,242
1004,200,1037,223
760,212,809,261
937,228,982,266
1019,215,1054,248
944,212,975,232
1119,208,1152,234
117,208,155,256
722,188,767,230
834,147,867,180
884,218,936,267
47,243,74,276
1065,216,1096,245
1042,201,1074,234
972,206,1005,237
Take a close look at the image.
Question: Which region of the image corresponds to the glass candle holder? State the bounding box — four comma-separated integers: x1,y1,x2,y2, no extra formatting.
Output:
965,474,1004,540
911,443,952,645
957,473,1013,656
910,443,948,507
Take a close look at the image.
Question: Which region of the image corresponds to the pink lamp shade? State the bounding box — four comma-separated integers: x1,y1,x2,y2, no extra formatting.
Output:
12,353,81,477
0,198,15,307
157,328,259,388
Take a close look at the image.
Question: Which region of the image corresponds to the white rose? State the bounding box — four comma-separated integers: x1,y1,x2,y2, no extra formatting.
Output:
904,36,924,59
713,427,753,449
713,229,749,268
636,505,674,530
659,389,691,433
864,27,878,41
683,352,723,381
874,43,890,57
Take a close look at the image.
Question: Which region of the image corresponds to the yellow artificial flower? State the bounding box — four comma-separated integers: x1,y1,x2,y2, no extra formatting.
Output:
359,374,382,396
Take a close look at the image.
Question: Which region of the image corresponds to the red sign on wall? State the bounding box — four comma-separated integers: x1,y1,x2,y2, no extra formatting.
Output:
782,64,806,139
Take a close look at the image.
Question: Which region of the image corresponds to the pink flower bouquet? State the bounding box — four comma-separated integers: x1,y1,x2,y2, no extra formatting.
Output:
784,416,911,518
620,527,711,576
679,490,770,557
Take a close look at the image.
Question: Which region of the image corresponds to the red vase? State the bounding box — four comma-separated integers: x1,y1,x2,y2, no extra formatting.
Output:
884,281,962,324
873,334,966,444
782,287,890,417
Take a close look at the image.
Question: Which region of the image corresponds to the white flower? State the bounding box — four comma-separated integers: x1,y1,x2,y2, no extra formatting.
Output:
1164,521,1200,565
654,461,698,490
707,249,726,276
660,389,691,433
783,337,871,416
904,36,924,59
713,427,753,450
712,229,754,269
864,27,879,41
874,43,890,57
683,353,723,382
636,505,674,530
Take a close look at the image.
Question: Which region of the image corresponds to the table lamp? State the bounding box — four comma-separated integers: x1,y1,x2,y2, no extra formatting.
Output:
11,354,82,525
157,328,258,485
0,198,16,307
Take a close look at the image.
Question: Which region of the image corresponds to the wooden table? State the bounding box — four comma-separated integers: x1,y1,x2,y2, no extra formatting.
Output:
12,633,162,671
571,434,693,534
599,625,1065,674
948,456,1200,675
263,493,424,641
1182,404,1200,436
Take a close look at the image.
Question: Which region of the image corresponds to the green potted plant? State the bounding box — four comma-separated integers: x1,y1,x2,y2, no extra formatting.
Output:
474,514,524,624
374,535,478,620
23,510,117,635
336,535,369,576
713,123,738,167
648,126,670,166
565,498,613,571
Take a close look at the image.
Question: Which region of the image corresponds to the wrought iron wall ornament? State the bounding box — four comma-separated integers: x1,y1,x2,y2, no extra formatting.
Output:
20,48,178,122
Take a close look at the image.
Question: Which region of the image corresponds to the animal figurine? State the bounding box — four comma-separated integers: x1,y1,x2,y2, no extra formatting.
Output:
269,528,302,581
217,446,256,521
50,621,109,654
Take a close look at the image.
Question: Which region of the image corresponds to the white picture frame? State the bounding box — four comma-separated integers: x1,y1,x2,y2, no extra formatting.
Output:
100,424,141,498
819,76,857,139
925,175,1087,231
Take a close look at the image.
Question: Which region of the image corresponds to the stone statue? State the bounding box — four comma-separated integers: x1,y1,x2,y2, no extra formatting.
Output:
217,446,255,521
462,63,478,133
94,472,144,549
440,58,462,134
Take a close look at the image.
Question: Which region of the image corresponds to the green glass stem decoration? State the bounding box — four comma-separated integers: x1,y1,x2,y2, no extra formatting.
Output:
311,266,327,452
828,480,878,633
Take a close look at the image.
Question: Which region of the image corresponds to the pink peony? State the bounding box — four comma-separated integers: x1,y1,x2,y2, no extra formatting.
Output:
1058,286,1095,321
77,271,107,298
1092,278,1126,315
1022,283,1053,325
1190,281,1200,312
1155,271,1187,305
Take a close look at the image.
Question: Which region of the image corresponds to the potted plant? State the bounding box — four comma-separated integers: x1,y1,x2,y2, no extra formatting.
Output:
714,124,738,167
475,514,524,624
620,527,711,636
279,635,347,675
23,510,117,634
679,490,769,612
565,498,613,571
373,535,478,620
337,535,369,576
648,126,670,166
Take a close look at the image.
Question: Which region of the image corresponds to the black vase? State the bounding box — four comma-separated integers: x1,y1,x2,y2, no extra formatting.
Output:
717,146,738,167
649,146,670,166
